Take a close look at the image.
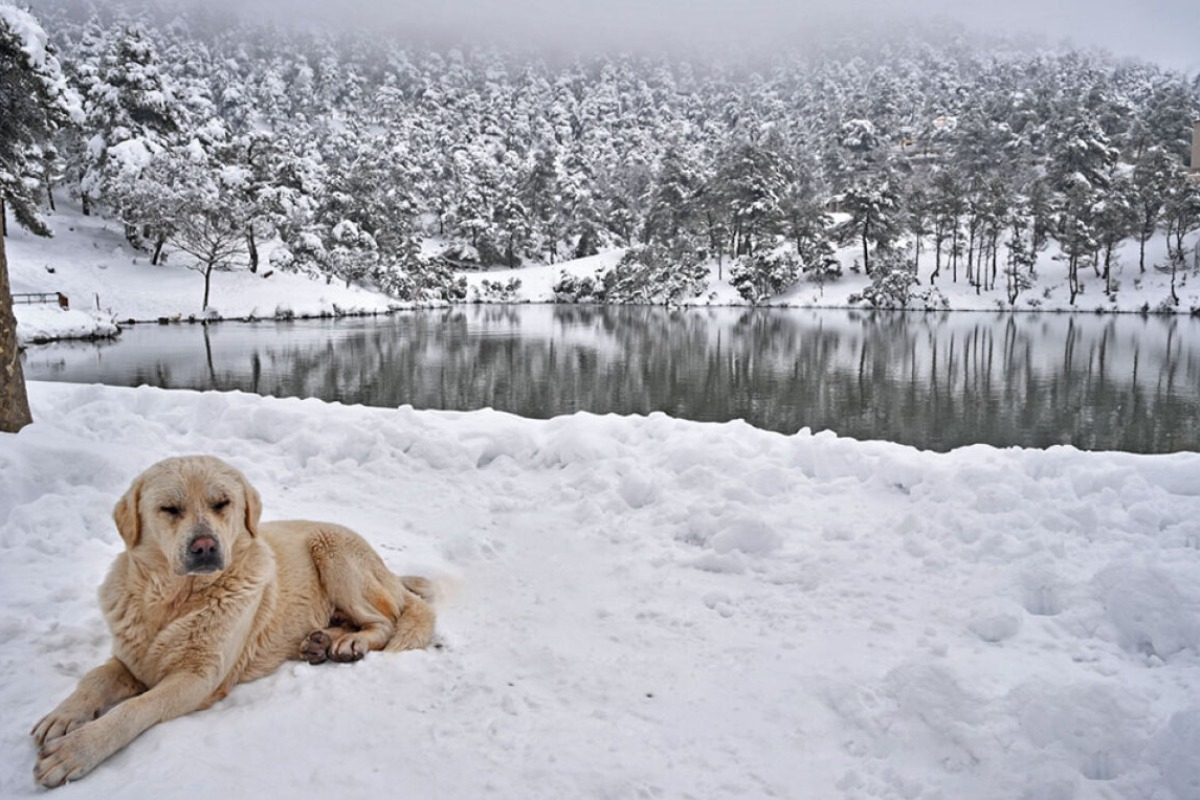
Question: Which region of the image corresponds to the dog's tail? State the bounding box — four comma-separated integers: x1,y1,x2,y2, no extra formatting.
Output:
400,575,436,602
383,574,442,652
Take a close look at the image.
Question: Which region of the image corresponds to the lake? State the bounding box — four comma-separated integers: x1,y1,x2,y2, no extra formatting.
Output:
21,306,1200,453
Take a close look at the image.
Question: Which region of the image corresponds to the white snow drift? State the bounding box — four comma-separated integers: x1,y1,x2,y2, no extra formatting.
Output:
2,383,1199,799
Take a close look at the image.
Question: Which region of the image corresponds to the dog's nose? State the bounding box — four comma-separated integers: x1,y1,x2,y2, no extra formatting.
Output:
185,534,224,573
189,536,218,557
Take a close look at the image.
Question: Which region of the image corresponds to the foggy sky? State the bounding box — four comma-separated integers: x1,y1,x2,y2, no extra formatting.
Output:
228,0,1196,74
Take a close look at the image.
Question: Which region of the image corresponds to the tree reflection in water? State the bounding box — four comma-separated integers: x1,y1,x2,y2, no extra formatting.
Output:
22,306,1200,453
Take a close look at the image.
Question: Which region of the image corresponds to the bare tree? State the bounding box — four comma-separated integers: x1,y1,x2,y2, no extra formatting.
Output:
170,207,250,311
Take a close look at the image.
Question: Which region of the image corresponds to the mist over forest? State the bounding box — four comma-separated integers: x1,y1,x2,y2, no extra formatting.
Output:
4,0,1200,307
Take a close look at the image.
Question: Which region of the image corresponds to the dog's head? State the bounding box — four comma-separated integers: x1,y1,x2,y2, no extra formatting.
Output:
113,456,262,576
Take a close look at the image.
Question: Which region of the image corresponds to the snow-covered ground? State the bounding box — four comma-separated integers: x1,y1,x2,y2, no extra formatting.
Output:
469,234,1200,313
2,382,1199,799
6,203,397,345
7,204,1200,346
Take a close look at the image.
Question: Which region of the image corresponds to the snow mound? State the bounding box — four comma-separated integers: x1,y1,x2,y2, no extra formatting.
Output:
13,305,118,345
2,383,1199,799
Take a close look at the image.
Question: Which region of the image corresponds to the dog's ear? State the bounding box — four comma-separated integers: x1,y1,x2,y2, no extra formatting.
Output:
241,476,262,538
112,477,142,549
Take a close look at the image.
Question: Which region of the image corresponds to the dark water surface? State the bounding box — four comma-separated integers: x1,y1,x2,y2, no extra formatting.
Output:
21,306,1200,453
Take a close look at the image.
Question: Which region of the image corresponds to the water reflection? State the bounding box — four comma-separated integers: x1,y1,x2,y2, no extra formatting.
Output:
22,306,1200,453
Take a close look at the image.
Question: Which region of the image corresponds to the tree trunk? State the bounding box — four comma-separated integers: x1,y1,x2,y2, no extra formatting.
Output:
932,219,943,284
966,218,976,286
0,219,34,433
1104,242,1115,296
151,236,166,266
247,228,259,274
951,225,959,283
861,216,871,276
203,263,213,310
912,230,922,280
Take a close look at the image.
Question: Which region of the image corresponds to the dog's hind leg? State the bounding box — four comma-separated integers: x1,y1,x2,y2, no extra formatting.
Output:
383,581,435,652
306,526,435,662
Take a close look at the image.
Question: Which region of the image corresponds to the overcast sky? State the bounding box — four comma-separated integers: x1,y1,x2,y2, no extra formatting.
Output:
232,0,1197,74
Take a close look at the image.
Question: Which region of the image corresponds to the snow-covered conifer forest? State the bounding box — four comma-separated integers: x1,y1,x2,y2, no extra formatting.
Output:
3,0,1200,308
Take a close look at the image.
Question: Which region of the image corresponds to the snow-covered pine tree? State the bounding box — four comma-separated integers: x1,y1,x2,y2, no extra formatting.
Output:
1,4,79,432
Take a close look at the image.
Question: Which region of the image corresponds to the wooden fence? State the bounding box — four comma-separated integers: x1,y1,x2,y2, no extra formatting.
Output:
11,292,69,309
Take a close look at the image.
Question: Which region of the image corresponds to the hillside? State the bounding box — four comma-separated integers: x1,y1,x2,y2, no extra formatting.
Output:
3,0,1198,326
8,200,1200,346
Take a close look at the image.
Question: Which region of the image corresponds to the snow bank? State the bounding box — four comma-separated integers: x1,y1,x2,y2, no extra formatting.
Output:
13,305,118,345
2,383,1199,798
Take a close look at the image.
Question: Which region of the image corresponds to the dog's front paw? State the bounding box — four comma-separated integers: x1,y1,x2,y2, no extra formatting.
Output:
301,630,332,665
34,725,107,788
31,706,98,747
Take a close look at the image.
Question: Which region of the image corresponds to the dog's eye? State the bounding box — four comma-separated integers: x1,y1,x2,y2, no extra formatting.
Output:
160,505,182,518
212,499,231,513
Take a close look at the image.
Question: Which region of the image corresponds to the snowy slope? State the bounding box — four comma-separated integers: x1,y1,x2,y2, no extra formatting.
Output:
6,202,398,345
9,203,1200,348
462,230,1200,313
2,383,1199,799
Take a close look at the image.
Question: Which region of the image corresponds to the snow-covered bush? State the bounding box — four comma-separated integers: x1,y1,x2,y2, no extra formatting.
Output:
273,228,329,280
552,271,606,303
601,244,708,305
729,246,801,304
472,277,523,303
850,258,949,310
375,256,467,303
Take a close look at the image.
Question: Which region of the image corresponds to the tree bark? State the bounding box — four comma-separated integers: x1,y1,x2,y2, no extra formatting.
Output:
247,229,259,273
861,216,871,276
0,212,34,432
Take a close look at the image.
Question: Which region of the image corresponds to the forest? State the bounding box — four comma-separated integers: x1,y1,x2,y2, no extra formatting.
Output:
3,0,1200,308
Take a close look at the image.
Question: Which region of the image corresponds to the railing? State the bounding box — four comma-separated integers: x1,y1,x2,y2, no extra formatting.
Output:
11,292,69,309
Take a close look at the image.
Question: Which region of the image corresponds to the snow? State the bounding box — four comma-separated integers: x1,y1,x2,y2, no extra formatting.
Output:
0,5,50,68
9,202,1199,348
7,203,398,345
10,305,117,345
2,382,1199,798
0,3,82,124
468,228,1200,311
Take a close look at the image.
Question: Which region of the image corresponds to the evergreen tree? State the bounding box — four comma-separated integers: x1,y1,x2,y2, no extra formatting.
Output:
644,145,704,247
1047,116,1117,305
1092,174,1137,297
1160,164,1200,305
714,140,793,259
838,169,904,276
1,8,75,236
1131,146,1173,273
78,25,184,245
0,5,77,432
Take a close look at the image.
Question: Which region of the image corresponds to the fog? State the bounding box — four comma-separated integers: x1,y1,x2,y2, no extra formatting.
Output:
222,0,1197,73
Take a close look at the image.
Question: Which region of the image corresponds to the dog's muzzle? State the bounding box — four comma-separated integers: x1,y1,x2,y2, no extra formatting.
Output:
184,531,224,574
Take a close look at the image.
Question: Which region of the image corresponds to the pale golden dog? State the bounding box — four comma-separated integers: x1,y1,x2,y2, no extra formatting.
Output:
32,455,435,788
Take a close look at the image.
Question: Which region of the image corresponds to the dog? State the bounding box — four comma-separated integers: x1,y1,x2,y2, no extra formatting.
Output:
31,455,435,788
